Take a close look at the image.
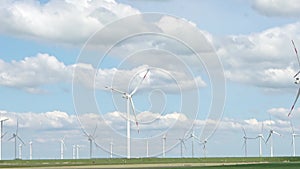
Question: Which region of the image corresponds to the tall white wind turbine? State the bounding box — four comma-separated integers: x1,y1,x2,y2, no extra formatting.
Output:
201,139,208,158
242,127,256,157
60,137,66,159
105,69,149,159
8,119,25,159
82,124,100,159
178,138,186,158
265,119,281,157
0,118,8,160
185,130,201,158
290,121,300,157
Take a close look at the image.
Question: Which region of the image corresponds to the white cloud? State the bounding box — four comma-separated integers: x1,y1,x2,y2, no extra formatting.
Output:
0,54,205,93
0,0,140,44
0,53,72,93
217,22,300,89
252,0,300,17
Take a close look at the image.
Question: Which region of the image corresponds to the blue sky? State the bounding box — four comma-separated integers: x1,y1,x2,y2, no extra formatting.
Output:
1,0,300,159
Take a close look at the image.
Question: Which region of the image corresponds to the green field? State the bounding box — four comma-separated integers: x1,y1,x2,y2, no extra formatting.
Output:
0,157,300,168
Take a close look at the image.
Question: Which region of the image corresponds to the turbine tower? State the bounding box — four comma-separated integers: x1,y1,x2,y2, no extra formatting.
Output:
72,145,76,159
0,118,8,160
105,69,149,159
18,144,22,159
290,121,299,157
8,119,25,159
162,134,167,158
201,139,208,158
254,123,265,157
110,140,113,158
29,141,32,160
60,137,66,159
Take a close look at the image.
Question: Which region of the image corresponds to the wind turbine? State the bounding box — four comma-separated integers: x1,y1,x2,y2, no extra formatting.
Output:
254,122,265,157
105,69,149,159
289,40,300,116
178,138,186,158
265,120,281,157
82,124,100,159
8,119,25,159
60,137,66,159
290,121,300,157
185,130,201,158
242,127,256,157
162,133,167,158
0,118,8,160
200,139,208,158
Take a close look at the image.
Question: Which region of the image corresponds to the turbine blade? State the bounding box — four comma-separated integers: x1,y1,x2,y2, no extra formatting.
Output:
16,119,19,135
273,131,281,136
92,124,98,138
130,69,149,95
294,71,300,78
291,121,295,134
130,98,139,133
242,127,246,136
292,40,300,68
105,86,126,95
265,133,271,144
7,135,15,142
1,131,7,139
17,136,25,145
288,87,300,116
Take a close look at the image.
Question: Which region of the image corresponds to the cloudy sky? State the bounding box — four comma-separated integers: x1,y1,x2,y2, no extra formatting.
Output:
1,0,300,159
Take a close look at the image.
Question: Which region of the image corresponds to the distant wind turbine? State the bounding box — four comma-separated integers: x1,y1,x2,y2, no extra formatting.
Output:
60,137,66,159
265,118,281,157
82,124,100,159
0,118,8,160
185,129,201,158
8,119,25,159
105,68,149,159
178,138,186,158
242,127,256,157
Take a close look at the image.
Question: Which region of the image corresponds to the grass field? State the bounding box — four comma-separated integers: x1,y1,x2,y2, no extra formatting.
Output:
0,157,300,168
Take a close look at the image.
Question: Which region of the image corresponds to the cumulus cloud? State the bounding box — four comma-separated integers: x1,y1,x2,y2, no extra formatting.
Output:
0,53,72,93
217,22,300,89
0,54,205,93
0,0,140,44
252,0,300,17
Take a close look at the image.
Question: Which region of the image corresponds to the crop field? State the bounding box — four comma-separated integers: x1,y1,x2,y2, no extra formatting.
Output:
0,157,300,169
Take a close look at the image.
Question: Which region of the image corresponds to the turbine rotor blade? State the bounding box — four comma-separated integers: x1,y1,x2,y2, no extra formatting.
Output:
292,40,300,68
105,86,126,95
265,133,271,144
242,127,246,136
289,88,300,116
92,124,98,138
130,69,149,95
129,97,139,133
17,136,25,145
